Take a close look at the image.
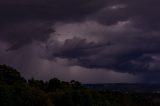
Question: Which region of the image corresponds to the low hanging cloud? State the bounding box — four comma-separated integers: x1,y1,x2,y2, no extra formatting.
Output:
0,0,106,50
1,21,53,50
46,20,160,74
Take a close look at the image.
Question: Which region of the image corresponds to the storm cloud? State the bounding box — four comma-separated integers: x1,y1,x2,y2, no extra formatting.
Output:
0,0,160,83
92,0,160,30
46,20,160,74
0,0,106,50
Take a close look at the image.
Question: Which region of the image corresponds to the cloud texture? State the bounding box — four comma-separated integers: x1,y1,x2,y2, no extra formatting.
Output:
0,0,160,83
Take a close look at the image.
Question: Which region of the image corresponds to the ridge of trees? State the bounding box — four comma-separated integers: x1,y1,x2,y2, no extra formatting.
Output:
0,64,160,106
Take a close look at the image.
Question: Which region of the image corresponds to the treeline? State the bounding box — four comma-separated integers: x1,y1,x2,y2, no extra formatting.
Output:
0,64,160,106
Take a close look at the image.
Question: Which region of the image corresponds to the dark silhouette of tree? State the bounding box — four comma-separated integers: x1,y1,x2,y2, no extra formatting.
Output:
28,78,46,90
70,80,82,88
48,78,62,91
0,64,53,106
0,64,26,84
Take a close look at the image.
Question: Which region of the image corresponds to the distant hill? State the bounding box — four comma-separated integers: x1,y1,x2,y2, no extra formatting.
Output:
84,83,160,93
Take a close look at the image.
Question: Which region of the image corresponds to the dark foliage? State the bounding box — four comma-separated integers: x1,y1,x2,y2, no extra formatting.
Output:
1,64,160,106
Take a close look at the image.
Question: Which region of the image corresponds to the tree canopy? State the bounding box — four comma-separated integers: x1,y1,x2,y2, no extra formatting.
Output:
0,64,160,106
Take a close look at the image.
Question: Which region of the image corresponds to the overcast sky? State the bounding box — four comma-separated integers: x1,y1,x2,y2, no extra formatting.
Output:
0,0,160,83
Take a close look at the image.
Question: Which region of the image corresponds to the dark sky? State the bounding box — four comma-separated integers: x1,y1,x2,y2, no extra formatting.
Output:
0,0,160,83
